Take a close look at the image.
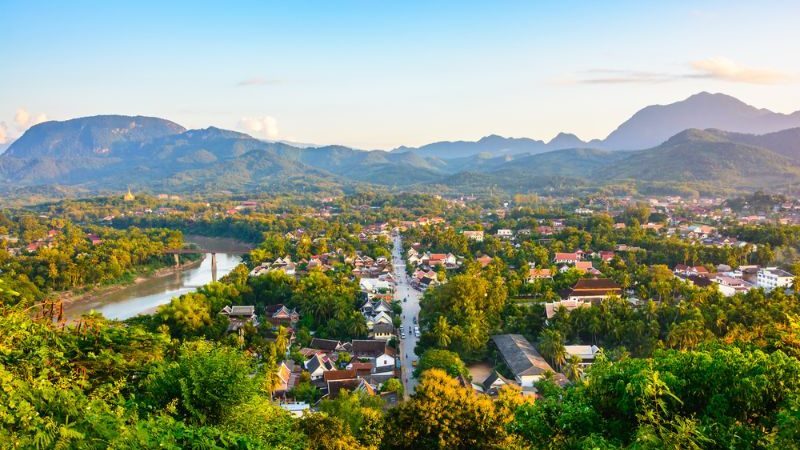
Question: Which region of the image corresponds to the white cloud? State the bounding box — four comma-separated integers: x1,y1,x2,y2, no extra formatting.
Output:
14,109,30,130
689,57,795,84
237,116,280,139
14,108,48,131
0,122,8,144
560,57,796,86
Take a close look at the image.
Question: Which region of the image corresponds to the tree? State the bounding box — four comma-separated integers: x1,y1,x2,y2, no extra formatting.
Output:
414,349,469,378
384,369,512,449
538,329,567,370
382,377,404,396
156,292,212,338
318,390,384,448
563,354,584,383
144,341,259,424
432,315,452,348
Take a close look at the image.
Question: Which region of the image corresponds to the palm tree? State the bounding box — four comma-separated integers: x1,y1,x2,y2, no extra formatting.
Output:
563,354,584,383
538,329,567,370
433,316,452,348
274,326,289,356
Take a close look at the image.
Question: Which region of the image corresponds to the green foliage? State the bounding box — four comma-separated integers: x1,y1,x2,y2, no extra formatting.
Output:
144,341,260,425
414,349,469,379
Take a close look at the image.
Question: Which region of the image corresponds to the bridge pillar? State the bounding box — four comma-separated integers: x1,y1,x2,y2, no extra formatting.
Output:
211,252,217,282
174,253,180,267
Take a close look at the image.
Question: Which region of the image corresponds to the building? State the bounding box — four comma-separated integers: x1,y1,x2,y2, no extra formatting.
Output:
304,353,334,381
264,304,300,328
564,345,601,367
462,230,485,242
757,267,794,291
563,278,622,304
491,334,555,388
496,229,513,239
219,305,258,332
553,252,581,265
527,268,552,282
371,322,395,341
712,275,754,297
352,340,395,367
544,299,591,320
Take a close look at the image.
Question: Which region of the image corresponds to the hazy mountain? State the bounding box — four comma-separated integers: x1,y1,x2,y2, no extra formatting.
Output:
4,115,185,159
602,92,800,150
604,129,800,188
0,115,450,190
688,128,800,161
5,99,800,195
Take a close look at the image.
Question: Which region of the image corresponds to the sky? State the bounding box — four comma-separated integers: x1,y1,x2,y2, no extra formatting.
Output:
2,0,800,149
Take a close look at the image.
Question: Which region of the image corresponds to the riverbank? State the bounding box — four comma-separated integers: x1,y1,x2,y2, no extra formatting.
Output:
60,256,205,315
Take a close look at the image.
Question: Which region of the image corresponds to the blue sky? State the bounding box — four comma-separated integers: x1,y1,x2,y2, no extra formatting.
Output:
2,1,799,148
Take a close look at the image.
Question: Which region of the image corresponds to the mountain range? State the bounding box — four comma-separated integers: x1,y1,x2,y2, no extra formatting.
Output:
2,92,800,196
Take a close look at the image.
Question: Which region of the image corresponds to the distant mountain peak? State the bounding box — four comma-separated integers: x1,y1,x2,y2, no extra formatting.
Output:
547,132,585,148
603,91,800,150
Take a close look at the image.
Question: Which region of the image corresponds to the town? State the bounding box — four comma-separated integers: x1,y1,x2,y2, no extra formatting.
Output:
3,189,800,448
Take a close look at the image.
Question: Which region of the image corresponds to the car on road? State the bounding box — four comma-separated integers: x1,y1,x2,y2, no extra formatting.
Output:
408,325,412,333
400,333,405,339
414,326,420,336
413,317,417,324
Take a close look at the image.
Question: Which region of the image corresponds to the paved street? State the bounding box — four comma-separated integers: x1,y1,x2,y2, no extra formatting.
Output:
392,232,422,397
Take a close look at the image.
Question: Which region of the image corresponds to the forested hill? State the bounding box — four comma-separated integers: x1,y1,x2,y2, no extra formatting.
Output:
3,98,800,196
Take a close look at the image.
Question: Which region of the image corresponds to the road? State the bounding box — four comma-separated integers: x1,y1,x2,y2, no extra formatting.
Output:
392,232,422,397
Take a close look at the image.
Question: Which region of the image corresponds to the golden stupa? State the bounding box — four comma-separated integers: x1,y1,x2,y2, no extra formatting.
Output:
123,187,135,202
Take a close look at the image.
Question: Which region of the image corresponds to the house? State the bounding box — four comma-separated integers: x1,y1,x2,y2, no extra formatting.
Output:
496,229,513,239
428,253,457,267
347,361,374,377
564,278,622,304
573,261,601,275
323,369,357,384
327,378,376,399
757,267,794,291
527,268,552,282
712,275,754,296
279,401,310,417
463,230,485,242
491,334,555,388
564,345,601,367
482,370,511,396
544,299,591,320
477,255,494,268
305,353,334,381
219,305,258,332
554,252,581,265
264,304,300,328
273,361,298,396
597,251,615,262
371,322,395,341
352,340,395,367
673,264,710,277
309,338,344,354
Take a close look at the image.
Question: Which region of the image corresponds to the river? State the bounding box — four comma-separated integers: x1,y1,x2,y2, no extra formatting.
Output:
64,235,250,320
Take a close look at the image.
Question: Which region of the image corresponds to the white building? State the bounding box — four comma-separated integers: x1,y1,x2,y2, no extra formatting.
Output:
496,229,513,239
462,230,485,242
757,267,794,291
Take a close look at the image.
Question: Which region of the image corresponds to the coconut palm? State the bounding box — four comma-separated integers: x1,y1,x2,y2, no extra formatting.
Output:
432,316,452,348
563,354,584,383
538,329,567,370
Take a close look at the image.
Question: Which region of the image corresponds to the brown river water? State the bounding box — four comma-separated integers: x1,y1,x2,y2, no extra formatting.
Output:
63,235,249,320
